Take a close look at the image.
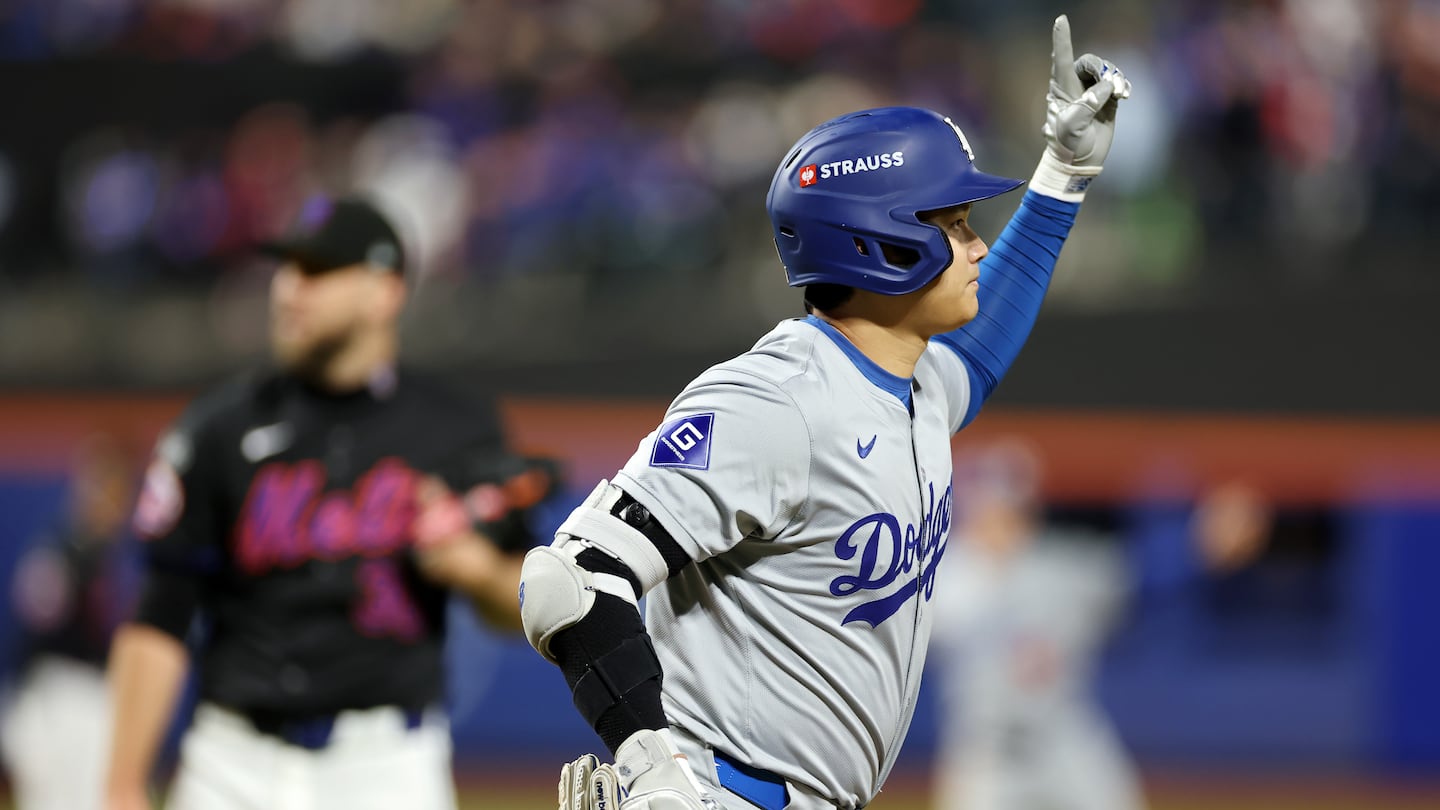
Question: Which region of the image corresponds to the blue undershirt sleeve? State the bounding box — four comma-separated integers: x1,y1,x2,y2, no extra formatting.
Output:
933,190,1080,430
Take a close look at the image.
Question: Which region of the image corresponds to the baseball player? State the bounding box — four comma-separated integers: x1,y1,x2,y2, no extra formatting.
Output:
929,439,1272,810
2,434,139,810
517,16,1130,810
103,196,553,810
929,439,1146,810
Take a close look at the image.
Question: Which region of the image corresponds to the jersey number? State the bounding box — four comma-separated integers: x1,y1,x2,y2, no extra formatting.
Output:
352,559,424,642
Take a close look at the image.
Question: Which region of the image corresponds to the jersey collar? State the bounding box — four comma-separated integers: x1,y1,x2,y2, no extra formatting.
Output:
291,363,398,404
803,315,913,409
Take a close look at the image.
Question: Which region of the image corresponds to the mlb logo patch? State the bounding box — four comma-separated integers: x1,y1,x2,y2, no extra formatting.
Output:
798,164,818,187
650,413,714,470
133,458,184,539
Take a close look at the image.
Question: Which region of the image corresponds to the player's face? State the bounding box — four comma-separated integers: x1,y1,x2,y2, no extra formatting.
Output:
269,261,398,373
913,204,988,335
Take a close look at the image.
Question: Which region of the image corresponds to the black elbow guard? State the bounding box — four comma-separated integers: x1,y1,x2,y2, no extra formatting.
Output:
549,590,667,754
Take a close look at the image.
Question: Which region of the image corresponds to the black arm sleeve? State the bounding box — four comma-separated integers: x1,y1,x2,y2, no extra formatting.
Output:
550,590,666,754
546,490,693,754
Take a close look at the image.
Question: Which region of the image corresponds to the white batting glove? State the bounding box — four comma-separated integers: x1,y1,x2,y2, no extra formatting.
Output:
557,730,713,810
1030,14,1131,202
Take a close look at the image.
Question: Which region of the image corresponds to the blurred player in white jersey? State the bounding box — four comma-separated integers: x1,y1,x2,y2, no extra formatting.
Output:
515,15,1133,810
930,438,1271,810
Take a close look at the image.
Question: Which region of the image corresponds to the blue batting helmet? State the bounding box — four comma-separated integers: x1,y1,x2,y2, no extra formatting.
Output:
765,106,1024,295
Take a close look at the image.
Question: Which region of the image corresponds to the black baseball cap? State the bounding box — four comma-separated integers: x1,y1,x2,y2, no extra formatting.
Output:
259,196,406,275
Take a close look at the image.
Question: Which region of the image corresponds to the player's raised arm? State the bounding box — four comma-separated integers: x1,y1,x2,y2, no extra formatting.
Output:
933,14,1130,430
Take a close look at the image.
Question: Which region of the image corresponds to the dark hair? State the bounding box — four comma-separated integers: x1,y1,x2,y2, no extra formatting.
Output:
803,283,855,314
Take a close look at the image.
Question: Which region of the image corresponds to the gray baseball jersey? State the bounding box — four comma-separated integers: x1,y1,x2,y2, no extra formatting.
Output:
613,314,971,808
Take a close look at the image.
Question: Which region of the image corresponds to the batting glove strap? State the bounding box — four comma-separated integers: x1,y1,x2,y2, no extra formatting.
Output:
613,729,712,809
1028,147,1103,203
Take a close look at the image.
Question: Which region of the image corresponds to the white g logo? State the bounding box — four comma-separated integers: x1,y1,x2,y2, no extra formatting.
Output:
649,412,716,469
670,422,705,451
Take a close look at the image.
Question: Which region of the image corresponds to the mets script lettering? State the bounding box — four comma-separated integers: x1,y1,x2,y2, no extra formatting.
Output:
233,457,426,641
830,481,951,627
235,457,415,574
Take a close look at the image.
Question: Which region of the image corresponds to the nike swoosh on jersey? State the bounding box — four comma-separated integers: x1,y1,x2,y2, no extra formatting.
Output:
857,434,877,459
241,422,294,463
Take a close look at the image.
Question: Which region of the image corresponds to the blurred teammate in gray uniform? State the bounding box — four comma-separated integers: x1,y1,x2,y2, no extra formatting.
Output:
517,16,1130,810
930,438,1271,810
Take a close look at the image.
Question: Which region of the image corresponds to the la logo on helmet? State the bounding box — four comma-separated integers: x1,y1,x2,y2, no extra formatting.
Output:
944,117,976,162
799,164,819,187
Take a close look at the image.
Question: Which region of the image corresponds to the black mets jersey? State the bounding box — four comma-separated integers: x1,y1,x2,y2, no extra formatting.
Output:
131,368,547,718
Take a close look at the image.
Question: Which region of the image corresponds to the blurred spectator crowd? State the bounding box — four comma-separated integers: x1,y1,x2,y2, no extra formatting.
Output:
0,0,1437,383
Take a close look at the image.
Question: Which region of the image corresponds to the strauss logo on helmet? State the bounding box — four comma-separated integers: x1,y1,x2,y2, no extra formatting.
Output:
796,151,906,187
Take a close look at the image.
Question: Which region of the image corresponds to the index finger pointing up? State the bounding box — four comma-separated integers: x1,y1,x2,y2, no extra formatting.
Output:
1051,14,1083,100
